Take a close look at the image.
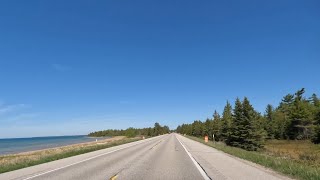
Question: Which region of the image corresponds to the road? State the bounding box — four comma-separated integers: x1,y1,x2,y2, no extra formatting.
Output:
0,134,291,180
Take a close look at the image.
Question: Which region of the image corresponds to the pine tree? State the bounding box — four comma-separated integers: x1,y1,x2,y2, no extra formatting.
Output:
192,120,203,137
229,97,263,150
311,93,320,107
311,110,320,144
242,97,264,150
175,88,320,144
204,118,213,140
229,98,244,148
153,122,161,136
212,110,221,140
265,104,274,121
221,101,233,143
287,88,312,139
264,104,275,138
279,94,294,117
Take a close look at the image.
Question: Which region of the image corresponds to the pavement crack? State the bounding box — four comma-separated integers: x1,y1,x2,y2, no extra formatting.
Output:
193,157,213,180
149,140,162,150
196,155,228,180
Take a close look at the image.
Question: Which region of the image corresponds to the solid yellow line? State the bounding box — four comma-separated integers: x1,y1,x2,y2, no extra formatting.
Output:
109,174,118,180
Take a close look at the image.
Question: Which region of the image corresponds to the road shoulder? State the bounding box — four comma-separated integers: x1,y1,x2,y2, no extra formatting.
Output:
175,134,292,180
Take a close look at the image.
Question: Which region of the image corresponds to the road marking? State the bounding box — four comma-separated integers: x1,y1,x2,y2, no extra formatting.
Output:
22,136,164,180
109,174,118,180
176,135,211,180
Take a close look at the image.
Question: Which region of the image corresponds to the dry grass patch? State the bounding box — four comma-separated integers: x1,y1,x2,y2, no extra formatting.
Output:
187,136,320,180
264,140,320,167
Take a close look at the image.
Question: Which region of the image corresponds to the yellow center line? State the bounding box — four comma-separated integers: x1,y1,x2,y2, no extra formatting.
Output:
109,174,118,180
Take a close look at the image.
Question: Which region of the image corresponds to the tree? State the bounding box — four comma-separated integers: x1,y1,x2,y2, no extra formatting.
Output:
212,110,222,140
192,120,204,137
204,118,213,140
272,110,289,139
265,104,274,121
125,127,137,137
163,125,170,134
175,88,320,145
310,93,320,107
153,122,161,136
311,110,320,144
279,93,294,118
229,97,264,150
229,98,243,147
287,88,313,139
242,97,264,150
264,104,275,139
221,101,233,143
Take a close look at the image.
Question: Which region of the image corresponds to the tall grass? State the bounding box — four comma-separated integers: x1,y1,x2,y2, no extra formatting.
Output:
187,136,320,180
0,137,140,174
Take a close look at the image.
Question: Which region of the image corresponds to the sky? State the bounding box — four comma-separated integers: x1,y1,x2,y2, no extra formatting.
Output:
0,0,319,138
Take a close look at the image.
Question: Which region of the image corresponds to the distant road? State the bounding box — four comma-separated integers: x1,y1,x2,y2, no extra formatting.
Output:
0,134,291,180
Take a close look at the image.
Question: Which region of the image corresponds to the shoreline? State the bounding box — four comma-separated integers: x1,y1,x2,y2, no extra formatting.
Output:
0,136,111,156
0,136,124,157
0,136,140,174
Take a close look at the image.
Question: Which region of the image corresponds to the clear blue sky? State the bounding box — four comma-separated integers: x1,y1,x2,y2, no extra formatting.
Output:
0,1,319,138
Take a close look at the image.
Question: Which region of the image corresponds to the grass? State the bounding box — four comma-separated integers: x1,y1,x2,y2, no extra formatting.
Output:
0,136,141,174
264,140,320,166
186,136,320,180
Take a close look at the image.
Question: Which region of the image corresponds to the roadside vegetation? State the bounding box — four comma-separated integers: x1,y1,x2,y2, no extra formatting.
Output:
176,88,320,179
177,88,320,149
188,136,320,180
89,122,170,138
0,136,139,174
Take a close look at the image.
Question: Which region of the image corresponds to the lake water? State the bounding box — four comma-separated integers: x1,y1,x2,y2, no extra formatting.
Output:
0,135,106,155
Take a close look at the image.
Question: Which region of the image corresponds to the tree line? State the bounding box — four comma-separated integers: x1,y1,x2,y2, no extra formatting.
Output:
88,122,170,138
176,88,320,151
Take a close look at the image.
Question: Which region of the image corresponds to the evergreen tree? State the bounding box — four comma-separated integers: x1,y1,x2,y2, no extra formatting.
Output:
125,127,137,137
229,97,264,150
212,110,221,140
192,120,203,137
229,98,244,147
310,93,320,107
175,88,320,145
271,110,289,139
242,97,264,150
279,93,294,118
265,104,274,121
153,122,161,136
287,88,312,139
204,118,214,140
221,101,233,143
311,110,320,144
264,104,275,138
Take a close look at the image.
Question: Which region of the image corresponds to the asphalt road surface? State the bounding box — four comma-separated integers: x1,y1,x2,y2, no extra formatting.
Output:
0,134,291,180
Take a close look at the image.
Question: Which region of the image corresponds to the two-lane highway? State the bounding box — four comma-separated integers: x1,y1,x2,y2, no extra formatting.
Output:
0,134,291,180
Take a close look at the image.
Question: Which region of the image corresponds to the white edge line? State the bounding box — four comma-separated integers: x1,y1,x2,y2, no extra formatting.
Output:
22,136,163,180
176,134,211,180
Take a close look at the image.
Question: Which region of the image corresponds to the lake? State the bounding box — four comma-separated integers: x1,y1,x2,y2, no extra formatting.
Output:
0,135,107,155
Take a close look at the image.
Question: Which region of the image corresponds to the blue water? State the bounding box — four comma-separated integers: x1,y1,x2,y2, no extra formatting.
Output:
0,135,106,155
